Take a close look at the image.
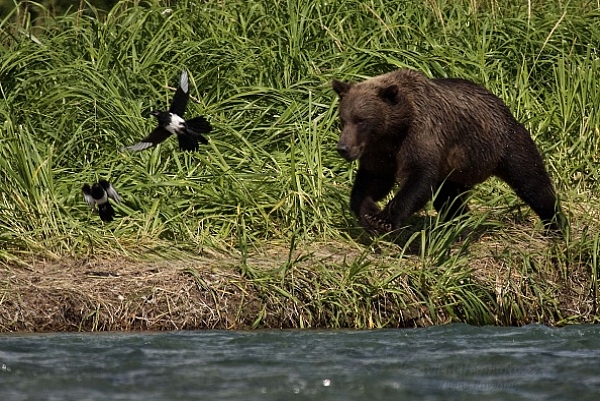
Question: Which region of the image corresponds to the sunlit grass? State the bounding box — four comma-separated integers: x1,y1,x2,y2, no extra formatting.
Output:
1,0,599,329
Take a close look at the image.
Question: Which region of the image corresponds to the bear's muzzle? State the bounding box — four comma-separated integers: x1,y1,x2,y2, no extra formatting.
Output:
337,143,363,162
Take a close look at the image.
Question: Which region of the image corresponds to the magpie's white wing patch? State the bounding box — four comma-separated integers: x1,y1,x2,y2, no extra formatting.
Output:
83,193,96,208
105,183,121,203
169,69,190,116
82,184,96,208
124,141,155,152
124,126,172,151
179,69,189,94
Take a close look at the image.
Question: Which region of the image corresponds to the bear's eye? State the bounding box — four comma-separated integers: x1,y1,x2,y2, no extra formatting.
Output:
355,118,367,126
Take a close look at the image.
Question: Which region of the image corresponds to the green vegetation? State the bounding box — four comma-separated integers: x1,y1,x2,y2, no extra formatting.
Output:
1,0,599,331
0,1,121,18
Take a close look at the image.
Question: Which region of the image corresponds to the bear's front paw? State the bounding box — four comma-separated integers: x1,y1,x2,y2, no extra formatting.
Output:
363,213,393,234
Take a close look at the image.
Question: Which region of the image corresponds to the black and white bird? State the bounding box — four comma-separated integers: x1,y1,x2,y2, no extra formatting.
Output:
124,69,212,152
82,179,121,222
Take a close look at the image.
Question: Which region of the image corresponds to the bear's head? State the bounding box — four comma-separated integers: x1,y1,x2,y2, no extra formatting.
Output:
332,78,410,162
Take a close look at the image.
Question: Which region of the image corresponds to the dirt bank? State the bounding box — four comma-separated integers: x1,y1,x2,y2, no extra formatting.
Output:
1,237,597,332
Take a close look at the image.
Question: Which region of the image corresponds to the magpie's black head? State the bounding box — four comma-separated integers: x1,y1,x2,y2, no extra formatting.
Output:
90,183,106,200
151,110,172,126
98,179,111,190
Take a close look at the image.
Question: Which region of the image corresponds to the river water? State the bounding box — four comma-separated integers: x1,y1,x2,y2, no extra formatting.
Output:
1,324,599,400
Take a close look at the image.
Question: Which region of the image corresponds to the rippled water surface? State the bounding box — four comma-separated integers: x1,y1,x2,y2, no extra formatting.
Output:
2,324,600,400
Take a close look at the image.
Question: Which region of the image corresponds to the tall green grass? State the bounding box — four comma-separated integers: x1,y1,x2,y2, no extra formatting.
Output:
1,0,599,326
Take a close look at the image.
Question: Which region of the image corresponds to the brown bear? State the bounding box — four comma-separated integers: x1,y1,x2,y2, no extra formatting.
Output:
332,68,566,234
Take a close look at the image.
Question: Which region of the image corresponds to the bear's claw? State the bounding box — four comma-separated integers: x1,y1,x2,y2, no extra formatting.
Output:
363,214,393,234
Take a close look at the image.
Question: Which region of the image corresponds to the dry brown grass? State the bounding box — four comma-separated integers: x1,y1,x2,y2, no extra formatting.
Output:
1,255,247,331
1,232,597,332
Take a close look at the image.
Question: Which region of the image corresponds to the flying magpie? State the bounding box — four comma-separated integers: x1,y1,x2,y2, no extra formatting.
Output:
124,69,212,152
82,179,121,222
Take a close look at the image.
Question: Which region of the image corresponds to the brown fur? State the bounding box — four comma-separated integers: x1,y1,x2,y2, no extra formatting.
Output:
332,69,566,234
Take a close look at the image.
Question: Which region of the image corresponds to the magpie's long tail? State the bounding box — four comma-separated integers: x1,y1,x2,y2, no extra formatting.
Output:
177,133,201,151
190,131,208,145
98,202,116,222
186,116,212,133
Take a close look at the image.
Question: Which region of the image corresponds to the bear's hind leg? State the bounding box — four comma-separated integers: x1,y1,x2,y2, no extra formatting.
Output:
496,140,566,232
433,182,471,222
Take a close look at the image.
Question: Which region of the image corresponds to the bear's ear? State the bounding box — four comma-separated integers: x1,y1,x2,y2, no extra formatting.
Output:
332,80,351,98
378,85,399,105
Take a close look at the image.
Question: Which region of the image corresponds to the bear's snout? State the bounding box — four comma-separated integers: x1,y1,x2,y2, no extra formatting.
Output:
337,143,352,160
337,142,362,162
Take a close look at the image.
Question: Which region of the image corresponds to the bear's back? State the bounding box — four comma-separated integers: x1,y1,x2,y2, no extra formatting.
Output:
392,71,527,183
